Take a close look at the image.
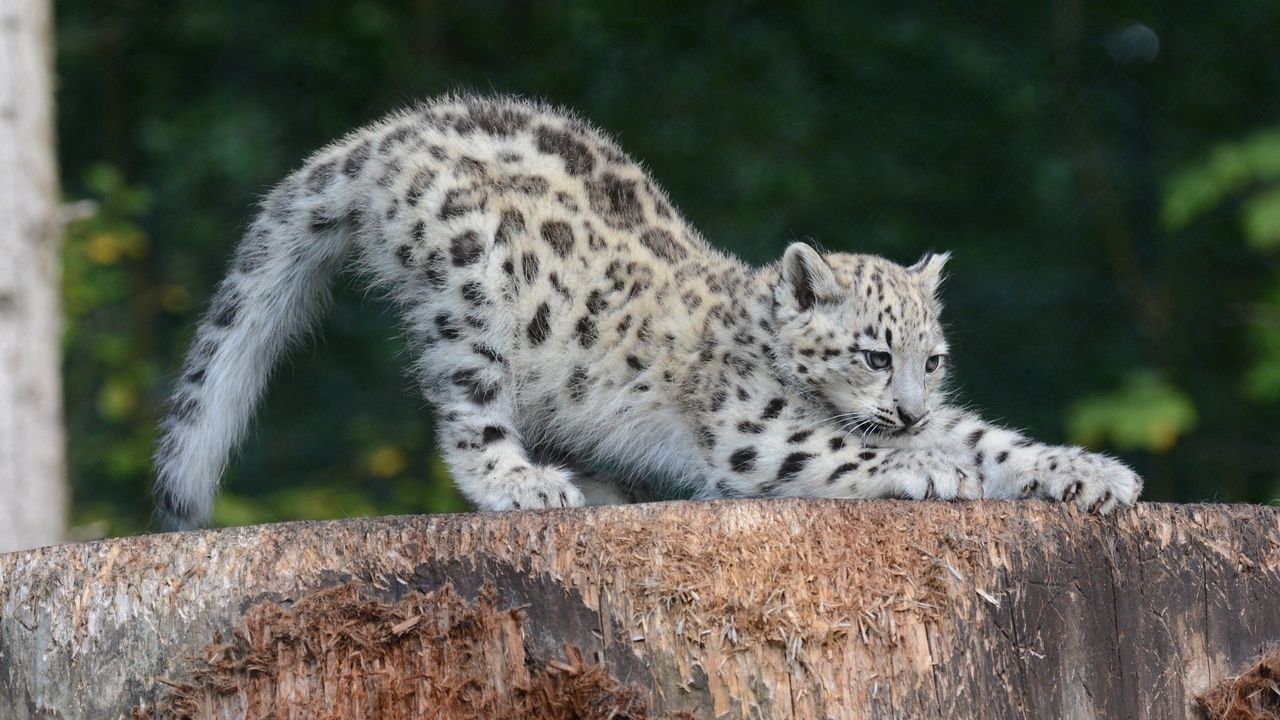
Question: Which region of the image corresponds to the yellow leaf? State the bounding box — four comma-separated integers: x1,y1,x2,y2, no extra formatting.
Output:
368,445,407,478
84,233,123,265
1146,420,1179,454
96,379,138,421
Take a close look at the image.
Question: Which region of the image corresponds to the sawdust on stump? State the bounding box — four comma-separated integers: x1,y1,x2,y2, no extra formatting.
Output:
139,582,689,720
577,503,990,651
1197,650,1280,720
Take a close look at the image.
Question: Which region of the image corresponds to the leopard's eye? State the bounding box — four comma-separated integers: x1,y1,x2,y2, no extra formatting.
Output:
863,350,891,370
925,354,945,373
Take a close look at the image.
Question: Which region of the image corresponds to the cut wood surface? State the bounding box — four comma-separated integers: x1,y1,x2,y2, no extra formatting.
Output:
1,499,1278,719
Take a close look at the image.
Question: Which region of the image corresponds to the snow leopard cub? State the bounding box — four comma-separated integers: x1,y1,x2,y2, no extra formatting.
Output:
154,94,1142,528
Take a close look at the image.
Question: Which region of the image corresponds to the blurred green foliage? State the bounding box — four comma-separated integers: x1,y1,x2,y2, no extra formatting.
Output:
1066,371,1197,453
1163,130,1280,250
54,1,1280,535
1162,132,1280,409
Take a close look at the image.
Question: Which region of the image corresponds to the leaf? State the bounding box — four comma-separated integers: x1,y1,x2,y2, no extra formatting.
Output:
84,233,124,265
96,377,139,422
1161,130,1280,232
1242,187,1280,250
367,445,408,478
1244,288,1280,402
1066,371,1197,453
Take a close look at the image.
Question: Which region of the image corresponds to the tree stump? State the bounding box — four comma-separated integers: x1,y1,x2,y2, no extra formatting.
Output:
1,499,1277,718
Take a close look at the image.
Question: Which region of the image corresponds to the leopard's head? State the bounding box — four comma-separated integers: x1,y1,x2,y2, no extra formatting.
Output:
770,243,950,436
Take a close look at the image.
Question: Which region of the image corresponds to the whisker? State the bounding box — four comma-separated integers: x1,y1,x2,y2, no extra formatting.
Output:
859,422,877,446
818,411,861,426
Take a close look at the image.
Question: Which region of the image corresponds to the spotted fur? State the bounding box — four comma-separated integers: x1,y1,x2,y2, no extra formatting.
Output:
153,94,1143,528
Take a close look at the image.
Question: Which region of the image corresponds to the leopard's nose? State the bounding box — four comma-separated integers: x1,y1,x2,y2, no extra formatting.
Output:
897,406,922,428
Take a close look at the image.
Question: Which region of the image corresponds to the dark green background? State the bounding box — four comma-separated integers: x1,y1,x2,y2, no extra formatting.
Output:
56,1,1280,535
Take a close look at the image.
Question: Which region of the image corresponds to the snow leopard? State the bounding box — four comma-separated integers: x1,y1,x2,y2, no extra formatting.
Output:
153,94,1143,529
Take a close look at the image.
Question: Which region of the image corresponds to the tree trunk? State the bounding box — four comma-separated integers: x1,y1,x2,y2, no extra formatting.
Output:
0,0,66,553
1,500,1277,719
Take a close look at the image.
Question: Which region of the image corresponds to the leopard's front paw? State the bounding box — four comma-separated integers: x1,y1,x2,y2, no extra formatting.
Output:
888,453,982,501
1024,449,1142,514
481,465,586,511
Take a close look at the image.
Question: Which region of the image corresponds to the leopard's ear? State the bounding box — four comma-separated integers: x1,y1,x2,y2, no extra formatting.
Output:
779,242,839,312
908,251,950,295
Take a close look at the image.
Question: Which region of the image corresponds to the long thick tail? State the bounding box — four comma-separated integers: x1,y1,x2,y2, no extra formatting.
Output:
154,150,364,529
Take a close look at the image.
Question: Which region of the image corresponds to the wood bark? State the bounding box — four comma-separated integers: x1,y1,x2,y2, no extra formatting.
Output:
0,0,66,553
1,500,1278,719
